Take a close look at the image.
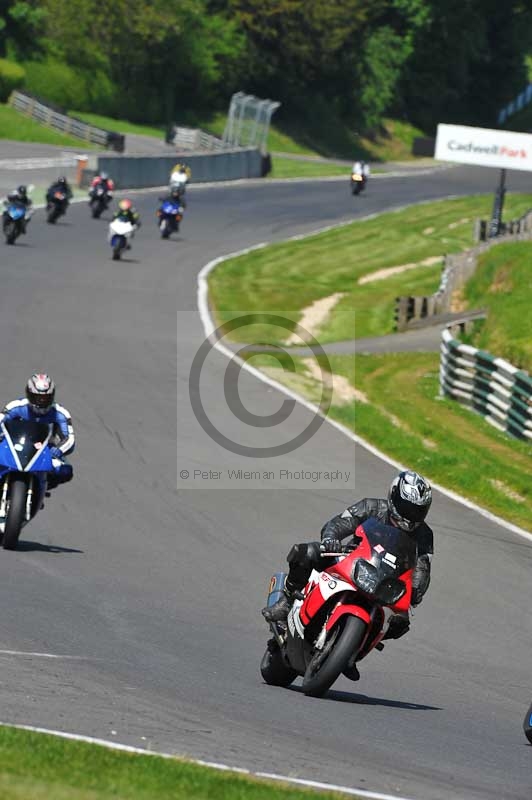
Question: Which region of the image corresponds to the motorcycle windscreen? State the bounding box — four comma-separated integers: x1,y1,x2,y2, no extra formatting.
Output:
7,204,25,220
2,419,52,469
359,517,418,572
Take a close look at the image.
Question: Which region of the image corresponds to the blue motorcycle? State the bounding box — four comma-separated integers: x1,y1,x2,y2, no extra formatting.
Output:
157,199,183,239
0,419,54,549
3,202,27,245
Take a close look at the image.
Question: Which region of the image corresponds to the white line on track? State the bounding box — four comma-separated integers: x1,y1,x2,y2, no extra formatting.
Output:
0,723,418,800
0,649,86,659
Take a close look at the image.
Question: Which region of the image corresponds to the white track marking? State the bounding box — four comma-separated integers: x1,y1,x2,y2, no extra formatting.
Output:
0,649,86,659
1,724,418,800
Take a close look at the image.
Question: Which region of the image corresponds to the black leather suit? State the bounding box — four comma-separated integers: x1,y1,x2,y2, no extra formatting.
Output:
285,497,433,607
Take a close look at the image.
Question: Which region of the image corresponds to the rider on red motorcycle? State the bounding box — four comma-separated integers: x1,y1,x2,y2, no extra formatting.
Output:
262,470,433,676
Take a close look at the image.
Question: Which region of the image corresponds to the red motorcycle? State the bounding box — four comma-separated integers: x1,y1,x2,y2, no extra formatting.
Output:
261,517,417,697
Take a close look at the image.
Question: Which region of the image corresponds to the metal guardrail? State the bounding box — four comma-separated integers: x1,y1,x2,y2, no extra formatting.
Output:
440,328,532,440
8,91,125,152
169,126,227,152
394,210,532,331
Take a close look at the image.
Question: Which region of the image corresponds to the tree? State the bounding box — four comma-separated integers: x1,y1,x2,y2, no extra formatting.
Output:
0,0,46,59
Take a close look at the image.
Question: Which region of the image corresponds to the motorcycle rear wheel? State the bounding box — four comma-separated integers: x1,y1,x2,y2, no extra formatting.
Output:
260,638,298,687
3,478,27,550
302,615,366,697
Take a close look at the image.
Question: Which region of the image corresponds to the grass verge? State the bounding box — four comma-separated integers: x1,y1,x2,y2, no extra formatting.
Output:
245,351,531,532
70,111,166,139
461,241,532,372
208,194,532,345
0,104,97,149
0,725,355,800
267,158,349,179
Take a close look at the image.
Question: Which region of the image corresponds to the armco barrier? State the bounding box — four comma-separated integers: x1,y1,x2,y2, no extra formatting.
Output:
9,91,125,152
97,149,263,188
440,328,532,440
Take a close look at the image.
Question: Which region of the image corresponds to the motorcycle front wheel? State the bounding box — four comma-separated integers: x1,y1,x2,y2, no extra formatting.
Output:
4,220,17,245
3,478,27,550
302,615,366,697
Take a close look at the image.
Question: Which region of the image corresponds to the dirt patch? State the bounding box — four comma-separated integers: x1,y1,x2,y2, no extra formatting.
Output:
358,255,443,285
448,217,470,229
423,227,435,235
489,266,513,294
490,479,526,504
303,359,368,406
286,292,345,344
450,288,467,313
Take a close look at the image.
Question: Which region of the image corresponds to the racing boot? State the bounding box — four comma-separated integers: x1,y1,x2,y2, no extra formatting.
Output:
261,578,299,623
382,613,410,640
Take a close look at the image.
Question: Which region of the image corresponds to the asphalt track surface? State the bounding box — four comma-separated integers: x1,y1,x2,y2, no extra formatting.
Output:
0,165,531,800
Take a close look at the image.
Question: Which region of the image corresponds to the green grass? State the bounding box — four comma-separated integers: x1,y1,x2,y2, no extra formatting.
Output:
0,726,355,800
248,351,531,532
0,104,98,148
268,158,350,178
70,111,166,139
69,110,425,163
461,241,532,372
208,194,532,345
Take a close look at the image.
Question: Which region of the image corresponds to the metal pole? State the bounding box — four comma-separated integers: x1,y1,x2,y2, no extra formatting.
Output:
489,168,506,237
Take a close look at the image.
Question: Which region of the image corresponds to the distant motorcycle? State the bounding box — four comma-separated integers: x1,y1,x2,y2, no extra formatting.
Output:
350,172,366,195
46,189,69,224
2,202,29,245
108,218,136,260
89,185,111,219
157,199,183,239
0,419,54,550
261,517,417,697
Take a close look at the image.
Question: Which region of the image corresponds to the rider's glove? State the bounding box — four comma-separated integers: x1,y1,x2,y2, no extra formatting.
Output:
320,537,342,553
50,447,63,459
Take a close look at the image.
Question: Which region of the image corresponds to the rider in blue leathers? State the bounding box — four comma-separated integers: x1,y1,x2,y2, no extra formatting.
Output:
0,374,74,489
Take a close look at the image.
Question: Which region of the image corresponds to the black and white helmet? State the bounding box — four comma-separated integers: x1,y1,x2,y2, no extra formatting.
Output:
388,470,432,532
26,373,55,415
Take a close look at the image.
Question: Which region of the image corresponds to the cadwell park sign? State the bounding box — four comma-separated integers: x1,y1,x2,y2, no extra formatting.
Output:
435,123,532,171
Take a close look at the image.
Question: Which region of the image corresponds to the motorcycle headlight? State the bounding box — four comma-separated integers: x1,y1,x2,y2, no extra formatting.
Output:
374,578,406,605
353,560,378,594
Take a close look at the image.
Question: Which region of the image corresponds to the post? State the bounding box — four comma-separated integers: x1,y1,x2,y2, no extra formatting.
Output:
489,168,506,237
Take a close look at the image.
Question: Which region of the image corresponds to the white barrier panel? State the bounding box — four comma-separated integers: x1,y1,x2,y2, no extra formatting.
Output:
435,123,532,172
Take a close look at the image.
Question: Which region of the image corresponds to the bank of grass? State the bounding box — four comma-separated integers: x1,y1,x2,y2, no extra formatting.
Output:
68,110,424,165
70,110,166,139
0,726,354,800
268,158,349,178
0,104,97,148
461,241,532,373
208,194,532,346
246,351,531,532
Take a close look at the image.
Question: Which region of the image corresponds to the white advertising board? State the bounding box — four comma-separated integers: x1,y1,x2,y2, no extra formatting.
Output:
435,123,532,172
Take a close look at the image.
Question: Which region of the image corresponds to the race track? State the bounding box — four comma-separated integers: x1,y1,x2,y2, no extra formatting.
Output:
0,164,531,800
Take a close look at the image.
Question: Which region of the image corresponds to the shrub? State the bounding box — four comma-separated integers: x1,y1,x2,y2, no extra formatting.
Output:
0,59,26,102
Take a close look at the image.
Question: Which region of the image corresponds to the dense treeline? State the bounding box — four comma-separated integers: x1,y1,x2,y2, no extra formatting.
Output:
0,0,531,133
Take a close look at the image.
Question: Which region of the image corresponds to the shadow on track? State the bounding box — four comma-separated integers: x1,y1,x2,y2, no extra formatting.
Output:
13,540,84,554
288,684,440,710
